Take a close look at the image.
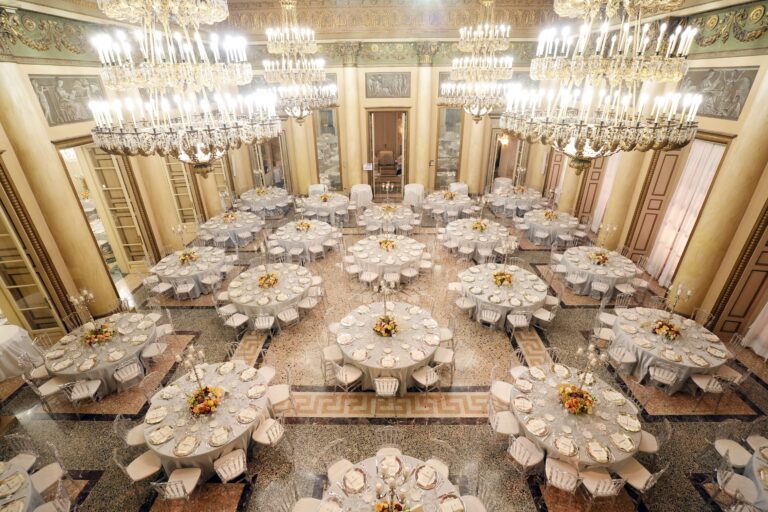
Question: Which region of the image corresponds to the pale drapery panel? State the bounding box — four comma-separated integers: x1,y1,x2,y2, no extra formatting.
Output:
744,296,768,358
590,154,620,233
646,140,725,286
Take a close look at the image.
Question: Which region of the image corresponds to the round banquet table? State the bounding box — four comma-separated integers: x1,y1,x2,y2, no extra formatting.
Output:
0,462,44,512
458,263,548,328
240,187,289,213
145,360,269,480
270,220,336,255
562,246,639,296
336,302,440,397
359,205,418,231
349,235,424,276
228,263,313,317
424,191,474,219
611,308,732,395
44,312,156,395
445,218,509,259
743,448,768,511
508,363,642,469
524,210,578,247
0,325,40,381
303,193,349,223
200,211,264,246
486,188,542,216
320,455,464,512
150,247,226,298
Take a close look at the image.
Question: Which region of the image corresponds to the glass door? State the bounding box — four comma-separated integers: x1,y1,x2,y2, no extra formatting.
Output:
163,157,200,226
368,110,407,201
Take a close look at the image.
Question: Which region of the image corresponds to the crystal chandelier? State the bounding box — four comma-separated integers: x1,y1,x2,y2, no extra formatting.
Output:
439,0,514,121
263,0,337,123
95,0,229,26
500,83,701,173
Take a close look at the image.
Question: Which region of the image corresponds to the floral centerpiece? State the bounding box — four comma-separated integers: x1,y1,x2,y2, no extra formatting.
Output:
543,209,558,221
652,319,680,341
513,185,525,194
178,250,198,266
319,193,331,202
188,386,223,416
381,204,396,214
79,189,90,200
258,272,279,289
295,220,312,232
254,187,268,196
472,220,488,232
558,384,595,415
373,315,398,337
442,190,455,200
375,502,411,512
587,250,609,266
83,322,114,347
379,239,396,252
222,212,237,223
492,271,514,287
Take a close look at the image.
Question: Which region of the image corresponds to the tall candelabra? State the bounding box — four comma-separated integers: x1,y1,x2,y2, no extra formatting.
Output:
667,283,692,311
68,288,95,322
596,223,618,248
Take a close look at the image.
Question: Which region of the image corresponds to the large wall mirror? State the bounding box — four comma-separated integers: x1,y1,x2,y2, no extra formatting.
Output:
314,108,342,191
435,107,462,190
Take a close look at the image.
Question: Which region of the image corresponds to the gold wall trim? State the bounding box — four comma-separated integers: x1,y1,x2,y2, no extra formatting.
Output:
0,150,76,319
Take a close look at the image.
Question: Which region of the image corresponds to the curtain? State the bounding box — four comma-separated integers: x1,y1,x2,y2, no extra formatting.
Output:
744,296,768,358
647,140,726,286
590,154,620,233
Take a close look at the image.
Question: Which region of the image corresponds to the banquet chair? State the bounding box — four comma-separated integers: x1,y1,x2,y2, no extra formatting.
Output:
113,359,145,391
30,443,68,495
151,467,202,501
489,365,514,408
171,278,195,300
32,334,56,352
277,307,301,328
268,245,287,263
532,229,550,246
33,478,70,512
461,476,498,512
375,425,403,457
613,458,668,508
644,294,669,311
545,347,563,364
308,242,325,261
17,352,49,382
4,433,39,473
578,467,626,510
214,449,254,484
383,271,401,289
478,308,501,329
60,379,102,417
253,414,289,449
113,447,162,503
724,333,745,359
373,378,400,417
647,363,682,395
508,257,531,272
359,271,380,288
320,438,354,485
253,313,278,335
257,352,277,385
711,454,759,509
61,312,84,332
638,418,672,466
544,293,560,310
505,312,532,338
412,364,445,403
608,343,637,375
590,278,611,301
565,271,587,291
22,374,66,414
433,339,457,382
328,361,363,393
267,369,297,416
614,280,637,298
400,264,419,283
199,271,221,294
703,420,753,471
545,458,582,505
507,436,544,477
426,438,455,479
487,394,520,437
743,416,768,452
509,348,529,381
217,304,250,338
113,413,146,448
139,371,161,403
235,229,254,247
454,294,476,317
618,245,631,258
532,304,560,332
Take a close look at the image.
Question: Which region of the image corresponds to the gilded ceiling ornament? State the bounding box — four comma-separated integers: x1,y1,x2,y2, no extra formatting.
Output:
693,3,768,47
0,9,87,55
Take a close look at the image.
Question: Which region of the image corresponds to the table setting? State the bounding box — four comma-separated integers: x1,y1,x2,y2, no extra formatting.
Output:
228,263,313,317
0,325,40,381
610,308,732,394
486,186,542,216
321,454,465,512
240,186,289,214
562,246,639,296
145,351,269,479
458,263,548,328
360,204,418,231
424,191,474,219
743,446,768,511
509,363,642,469
0,462,43,512
150,247,226,298
270,220,337,254
523,209,578,247
200,211,264,246
336,302,440,396
303,193,349,223
445,218,508,260
349,235,424,277
44,312,156,395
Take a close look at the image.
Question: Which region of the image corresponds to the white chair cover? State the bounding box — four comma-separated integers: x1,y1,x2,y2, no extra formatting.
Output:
449,182,469,195
308,184,328,197
350,184,373,208
493,177,513,192
403,183,424,209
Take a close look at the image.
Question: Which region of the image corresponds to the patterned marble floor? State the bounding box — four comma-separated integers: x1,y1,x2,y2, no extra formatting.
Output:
0,210,766,512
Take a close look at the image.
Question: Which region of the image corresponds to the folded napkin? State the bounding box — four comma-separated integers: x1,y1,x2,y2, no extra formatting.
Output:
160,385,179,399
587,442,610,463
514,378,533,393
247,384,266,399
78,358,97,372
344,468,366,493
610,432,635,452
381,355,396,368
237,408,259,424
514,396,533,413
617,413,641,432
240,367,257,381
706,346,726,358
439,497,464,512
53,358,73,371
416,465,437,488
380,455,401,477
0,498,24,512
352,350,367,361
528,367,546,381
131,335,148,345
0,473,24,499
108,350,125,362
174,435,198,456
137,320,153,330
602,390,626,405
46,349,65,360
661,349,682,362
145,406,167,424
689,354,710,367
553,364,570,378
209,427,230,447
555,436,576,456
148,425,174,445
218,362,235,375
526,418,548,436
410,350,425,361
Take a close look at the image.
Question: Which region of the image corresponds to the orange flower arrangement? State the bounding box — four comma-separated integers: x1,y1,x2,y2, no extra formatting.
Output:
222,212,237,223
187,386,222,416
83,322,114,346
295,220,312,232
543,210,558,221
378,239,396,252
373,315,398,337
513,185,525,194
381,204,396,214
472,220,488,232
558,384,595,415
587,250,609,266
652,319,680,341
178,250,198,266
258,273,279,289
254,187,268,196
492,271,514,287
375,502,409,512
319,193,331,202
442,190,455,200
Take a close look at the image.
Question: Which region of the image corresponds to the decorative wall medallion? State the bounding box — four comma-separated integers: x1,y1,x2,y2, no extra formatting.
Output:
691,1,768,48
29,74,104,126
0,8,88,56
365,72,411,98
678,66,758,120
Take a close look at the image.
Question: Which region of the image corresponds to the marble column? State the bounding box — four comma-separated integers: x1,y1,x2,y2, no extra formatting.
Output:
413,43,438,187
557,163,582,215
228,146,254,194
129,155,182,251
0,63,117,314
463,115,488,194
524,143,548,192
599,151,649,249
195,170,222,218
338,43,363,188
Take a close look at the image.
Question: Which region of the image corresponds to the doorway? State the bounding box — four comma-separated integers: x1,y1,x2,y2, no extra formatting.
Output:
249,132,292,193
485,129,525,193
368,110,407,201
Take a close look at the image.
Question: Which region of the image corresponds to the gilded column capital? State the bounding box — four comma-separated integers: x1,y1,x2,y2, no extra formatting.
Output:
334,42,361,66
415,41,438,66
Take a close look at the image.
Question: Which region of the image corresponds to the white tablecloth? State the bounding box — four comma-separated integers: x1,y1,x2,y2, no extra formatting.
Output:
0,462,44,512
509,364,642,469
228,263,313,317
303,193,349,223
146,361,269,480
486,188,541,215
151,247,226,298
44,312,156,395
349,236,424,276
240,187,289,212
458,263,548,328
336,302,439,396
524,210,578,246
0,325,39,381
424,192,474,217
201,212,264,246
322,455,463,510
271,220,336,254
562,246,638,296
611,308,731,394
445,218,508,258
743,450,768,511
360,205,417,230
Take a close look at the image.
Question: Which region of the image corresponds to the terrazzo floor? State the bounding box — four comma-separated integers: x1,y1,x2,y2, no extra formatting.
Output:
0,208,766,512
